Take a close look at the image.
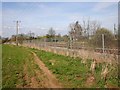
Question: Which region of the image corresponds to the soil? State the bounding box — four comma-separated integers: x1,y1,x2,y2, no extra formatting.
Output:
17,51,62,88
31,51,62,88
85,74,95,87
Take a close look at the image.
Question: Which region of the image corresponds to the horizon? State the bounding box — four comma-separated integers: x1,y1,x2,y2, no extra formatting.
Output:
2,2,118,38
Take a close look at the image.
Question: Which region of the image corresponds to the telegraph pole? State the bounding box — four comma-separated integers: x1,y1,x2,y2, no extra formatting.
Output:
114,24,116,39
87,20,89,39
14,21,21,46
102,34,105,54
29,30,32,43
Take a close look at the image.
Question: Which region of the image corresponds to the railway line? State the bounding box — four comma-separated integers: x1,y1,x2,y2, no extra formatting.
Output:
23,40,119,55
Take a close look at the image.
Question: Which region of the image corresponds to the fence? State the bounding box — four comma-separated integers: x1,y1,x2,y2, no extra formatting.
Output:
22,40,118,64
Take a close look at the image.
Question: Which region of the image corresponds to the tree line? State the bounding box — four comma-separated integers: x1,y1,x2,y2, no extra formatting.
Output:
2,20,118,49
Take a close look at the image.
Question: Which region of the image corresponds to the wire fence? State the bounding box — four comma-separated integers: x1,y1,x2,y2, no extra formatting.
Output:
21,39,118,64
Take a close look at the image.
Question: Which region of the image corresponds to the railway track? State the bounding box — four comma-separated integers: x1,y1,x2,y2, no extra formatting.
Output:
23,41,119,55
47,44,119,55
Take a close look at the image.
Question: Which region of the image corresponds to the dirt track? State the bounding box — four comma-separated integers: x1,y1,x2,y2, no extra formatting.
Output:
31,51,62,88
17,51,62,88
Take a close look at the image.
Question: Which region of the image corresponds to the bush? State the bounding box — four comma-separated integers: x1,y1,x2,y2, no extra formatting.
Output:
90,28,115,48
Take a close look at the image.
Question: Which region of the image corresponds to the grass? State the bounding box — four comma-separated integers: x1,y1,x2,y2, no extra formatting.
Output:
2,44,119,88
33,50,90,87
2,45,29,87
31,48,119,88
0,44,2,89
2,45,41,88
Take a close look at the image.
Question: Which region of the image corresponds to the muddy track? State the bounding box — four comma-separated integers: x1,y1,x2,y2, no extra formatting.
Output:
31,51,62,88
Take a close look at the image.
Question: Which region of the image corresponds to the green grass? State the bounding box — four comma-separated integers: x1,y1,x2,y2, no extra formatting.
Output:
2,45,31,88
31,48,119,88
2,45,42,88
2,45,119,88
0,44,2,89
2,45,28,88
31,49,89,87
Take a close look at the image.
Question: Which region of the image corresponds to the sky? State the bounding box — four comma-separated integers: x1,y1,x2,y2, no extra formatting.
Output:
2,2,118,37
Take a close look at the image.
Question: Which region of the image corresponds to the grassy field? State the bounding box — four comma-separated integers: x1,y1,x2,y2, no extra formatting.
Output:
0,44,2,89
2,45,45,88
2,44,119,88
3,45,28,87
31,48,119,88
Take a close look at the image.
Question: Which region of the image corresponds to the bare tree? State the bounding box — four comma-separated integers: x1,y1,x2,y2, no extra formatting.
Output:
90,20,101,35
82,18,101,38
82,18,90,38
48,27,56,36
47,27,56,42
69,21,82,41
68,21,82,49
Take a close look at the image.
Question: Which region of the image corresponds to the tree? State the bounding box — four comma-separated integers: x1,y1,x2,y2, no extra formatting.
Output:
118,24,120,40
90,20,101,35
69,21,82,41
2,38,9,43
27,31,35,40
90,28,115,48
62,35,69,42
82,19,101,38
10,35,16,42
47,27,56,42
57,33,61,38
48,27,55,37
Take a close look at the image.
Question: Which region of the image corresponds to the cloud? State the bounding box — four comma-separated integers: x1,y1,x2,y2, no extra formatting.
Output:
68,14,82,22
101,15,118,31
92,2,117,12
2,2,118,37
